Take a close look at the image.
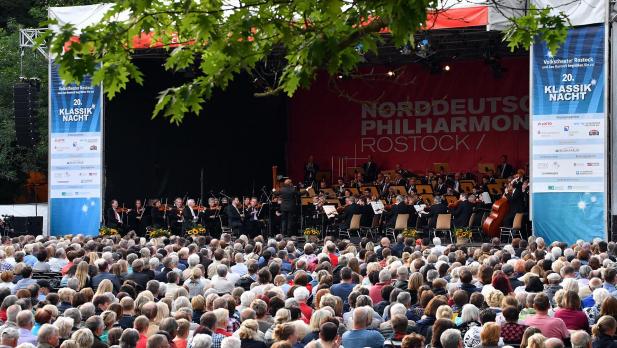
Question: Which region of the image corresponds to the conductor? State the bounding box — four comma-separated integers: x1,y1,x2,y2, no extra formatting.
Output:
272,178,307,236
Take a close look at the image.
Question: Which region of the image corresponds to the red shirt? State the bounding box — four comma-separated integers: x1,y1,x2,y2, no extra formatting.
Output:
328,253,338,267
369,282,388,304
136,334,148,348
299,302,313,324
174,338,187,348
523,313,570,340
61,262,73,276
554,308,590,331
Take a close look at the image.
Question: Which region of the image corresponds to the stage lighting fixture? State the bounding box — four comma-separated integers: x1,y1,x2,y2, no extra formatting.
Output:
400,45,412,56
443,65,451,72
386,70,396,77
415,38,433,58
336,74,344,79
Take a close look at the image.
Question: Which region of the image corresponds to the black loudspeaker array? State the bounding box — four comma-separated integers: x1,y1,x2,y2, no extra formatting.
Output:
13,79,40,147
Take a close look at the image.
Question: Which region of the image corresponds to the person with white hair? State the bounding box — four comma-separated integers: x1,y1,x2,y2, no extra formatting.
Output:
570,330,591,348
432,237,446,254
583,287,609,325
192,334,213,348
294,287,312,323
221,336,241,348
16,310,37,345
441,328,463,348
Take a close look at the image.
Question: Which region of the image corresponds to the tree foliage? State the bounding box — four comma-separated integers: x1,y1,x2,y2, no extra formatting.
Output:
44,0,573,125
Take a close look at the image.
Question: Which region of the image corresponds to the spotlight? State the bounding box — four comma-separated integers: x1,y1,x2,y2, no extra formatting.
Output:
386,70,395,77
415,38,433,58
400,45,412,56
336,74,344,79
443,65,450,72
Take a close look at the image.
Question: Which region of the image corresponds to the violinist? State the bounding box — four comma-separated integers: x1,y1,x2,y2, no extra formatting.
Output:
106,200,125,230
244,197,261,238
358,196,374,228
386,195,409,228
334,177,346,198
150,199,166,227
425,196,448,229
168,197,184,235
225,197,244,235
204,198,222,238
127,199,145,232
406,177,417,194
338,196,360,230
182,199,200,232
452,193,475,228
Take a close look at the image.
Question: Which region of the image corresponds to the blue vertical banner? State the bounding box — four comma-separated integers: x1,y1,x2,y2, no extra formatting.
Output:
48,60,103,236
531,24,607,244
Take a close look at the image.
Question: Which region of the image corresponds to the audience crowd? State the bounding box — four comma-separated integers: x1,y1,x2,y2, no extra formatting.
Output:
0,232,615,348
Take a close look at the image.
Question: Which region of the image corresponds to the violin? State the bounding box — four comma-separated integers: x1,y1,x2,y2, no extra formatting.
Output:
158,204,174,211
116,207,131,213
192,205,207,212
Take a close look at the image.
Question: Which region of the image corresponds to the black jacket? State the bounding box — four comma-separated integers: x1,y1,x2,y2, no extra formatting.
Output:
273,186,300,212
426,202,448,228
452,200,474,228
106,208,121,228
125,271,151,291
387,203,410,227
225,205,243,228
340,203,361,229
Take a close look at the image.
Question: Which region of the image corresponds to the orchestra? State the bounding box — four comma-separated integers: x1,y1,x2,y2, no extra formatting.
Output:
104,155,530,240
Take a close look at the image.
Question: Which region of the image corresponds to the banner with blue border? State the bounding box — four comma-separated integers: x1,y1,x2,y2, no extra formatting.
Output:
48,61,103,236
531,24,607,244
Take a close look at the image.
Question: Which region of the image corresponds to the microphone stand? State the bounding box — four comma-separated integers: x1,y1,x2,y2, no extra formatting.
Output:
261,187,273,238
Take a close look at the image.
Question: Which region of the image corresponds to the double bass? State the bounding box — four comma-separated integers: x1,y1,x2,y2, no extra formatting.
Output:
482,194,509,238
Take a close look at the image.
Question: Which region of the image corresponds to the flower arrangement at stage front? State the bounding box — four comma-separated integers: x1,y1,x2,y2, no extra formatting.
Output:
99,226,119,237
401,228,417,239
187,224,207,236
148,228,171,238
303,228,320,236
454,228,472,239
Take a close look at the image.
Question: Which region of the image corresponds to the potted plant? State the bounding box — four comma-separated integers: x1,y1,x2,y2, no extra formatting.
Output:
455,228,472,245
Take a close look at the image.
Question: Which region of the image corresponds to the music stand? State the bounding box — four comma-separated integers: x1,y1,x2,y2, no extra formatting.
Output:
391,186,406,195
487,183,503,195
478,163,495,174
360,186,379,197
416,184,433,194
433,163,450,174
459,180,475,194
370,201,385,215
323,205,338,219
444,195,457,205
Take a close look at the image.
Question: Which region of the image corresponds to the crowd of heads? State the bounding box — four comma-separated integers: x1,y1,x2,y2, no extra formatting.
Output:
0,232,614,348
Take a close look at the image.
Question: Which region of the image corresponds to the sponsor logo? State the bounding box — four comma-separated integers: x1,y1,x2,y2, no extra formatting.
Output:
589,129,599,136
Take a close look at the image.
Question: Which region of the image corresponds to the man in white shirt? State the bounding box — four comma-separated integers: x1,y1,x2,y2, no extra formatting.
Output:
211,264,235,294
230,254,248,277
48,248,68,273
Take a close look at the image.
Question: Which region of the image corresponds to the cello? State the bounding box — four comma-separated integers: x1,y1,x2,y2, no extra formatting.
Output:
482,193,510,238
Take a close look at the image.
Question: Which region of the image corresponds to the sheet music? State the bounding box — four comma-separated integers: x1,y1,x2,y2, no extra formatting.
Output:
414,204,428,215
322,205,338,218
481,192,492,204
370,201,385,214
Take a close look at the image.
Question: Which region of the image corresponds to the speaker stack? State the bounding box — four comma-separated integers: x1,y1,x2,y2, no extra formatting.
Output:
13,78,40,147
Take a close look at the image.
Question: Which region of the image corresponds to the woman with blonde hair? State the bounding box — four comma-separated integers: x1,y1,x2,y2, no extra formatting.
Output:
592,315,617,347
436,305,454,321
74,261,91,290
87,251,99,265
53,316,74,344
71,328,94,348
154,301,170,325
95,279,113,296
238,319,266,348
273,323,298,347
60,340,79,348
519,327,542,348
100,310,117,343
407,272,424,304
527,333,546,348
477,322,501,348
301,309,332,345
265,308,290,345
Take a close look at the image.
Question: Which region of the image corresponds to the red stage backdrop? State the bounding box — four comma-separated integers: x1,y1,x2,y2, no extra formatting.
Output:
288,58,529,181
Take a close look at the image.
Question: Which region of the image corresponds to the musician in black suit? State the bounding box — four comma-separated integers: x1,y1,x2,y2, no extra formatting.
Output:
168,197,184,235
272,179,306,236
362,155,378,182
150,199,166,227
244,197,262,238
452,194,475,228
304,155,319,187
339,197,361,229
386,195,409,227
225,197,244,234
106,200,123,229
426,196,448,228
496,155,515,179
182,199,200,232
503,176,527,227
